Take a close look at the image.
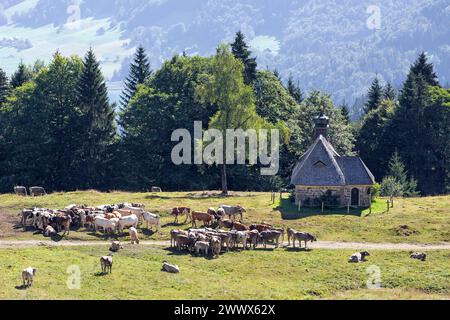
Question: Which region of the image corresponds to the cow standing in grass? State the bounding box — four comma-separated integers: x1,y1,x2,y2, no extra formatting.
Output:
14,186,27,196
100,255,113,274
220,205,246,221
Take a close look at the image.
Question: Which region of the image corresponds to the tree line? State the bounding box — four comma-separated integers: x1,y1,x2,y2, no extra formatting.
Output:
0,32,448,196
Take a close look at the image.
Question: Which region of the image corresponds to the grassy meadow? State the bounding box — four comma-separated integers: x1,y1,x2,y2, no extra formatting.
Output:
0,245,448,300
0,191,449,244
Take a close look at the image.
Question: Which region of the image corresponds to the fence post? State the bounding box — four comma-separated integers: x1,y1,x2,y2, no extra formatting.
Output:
347,201,350,214
387,200,390,212
298,200,301,213
321,202,324,213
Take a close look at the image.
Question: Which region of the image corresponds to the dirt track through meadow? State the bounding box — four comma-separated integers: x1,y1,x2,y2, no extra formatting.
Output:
0,240,449,251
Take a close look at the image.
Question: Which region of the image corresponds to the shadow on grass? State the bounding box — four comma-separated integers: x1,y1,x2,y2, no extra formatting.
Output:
141,229,157,237
87,232,119,240
284,247,313,252
163,247,216,260
15,285,29,290
94,272,110,277
275,198,366,220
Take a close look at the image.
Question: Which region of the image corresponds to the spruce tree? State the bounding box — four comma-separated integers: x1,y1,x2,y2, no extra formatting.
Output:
0,68,9,106
383,82,396,101
364,77,383,113
10,62,32,88
120,46,151,107
340,104,351,123
77,49,116,189
231,31,257,84
286,74,303,103
411,52,439,86
386,151,419,196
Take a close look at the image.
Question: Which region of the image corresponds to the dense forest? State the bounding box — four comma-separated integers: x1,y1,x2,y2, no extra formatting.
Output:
0,32,448,196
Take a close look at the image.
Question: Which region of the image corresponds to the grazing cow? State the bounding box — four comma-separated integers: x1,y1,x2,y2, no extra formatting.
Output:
230,231,249,250
129,227,140,244
100,255,113,274
29,187,46,197
104,213,117,220
191,211,214,228
250,223,273,233
194,241,210,256
94,216,117,234
116,209,134,217
85,214,96,230
110,241,123,252
259,230,282,249
208,208,225,221
143,212,160,231
220,205,246,221
210,236,222,258
44,225,56,237
22,267,37,287
118,214,139,233
176,235,196,252
290,231,316,249
170,229,188,248
348,251,370,263
53,215,72,236
217,231,233,252
162,261,180,273
171,207,191,224
20,209,34,227
120,206,145,222
410,252,427,261
231,221,249,231
14,186,27,196
219,219,234,229
246,230,260,249
152,187,162,193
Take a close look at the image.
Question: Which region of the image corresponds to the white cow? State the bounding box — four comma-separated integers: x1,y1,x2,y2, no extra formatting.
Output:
143,212,160,231
129,227,140,244
122,206,145,221
118,214,139,232
94,216,117,234
194,241,210,256
22,267,37,287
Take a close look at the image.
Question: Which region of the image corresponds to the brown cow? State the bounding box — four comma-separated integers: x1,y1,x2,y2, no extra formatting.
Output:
191,211,214,228
231,221,248,231
249,223,273,233
246,230,260,249
176,235,196,252
170,229,188,247
171,207,191,224
219,219,234,229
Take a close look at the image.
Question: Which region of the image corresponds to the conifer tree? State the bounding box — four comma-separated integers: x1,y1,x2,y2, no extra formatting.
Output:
121,46,151,107
231,31,257,84
0,68,9,106
10,62,32,88
340,103,351,123
411,52,439,86
286,74,303,103
364,77,383,113
383,82,396,101
77,49,117,189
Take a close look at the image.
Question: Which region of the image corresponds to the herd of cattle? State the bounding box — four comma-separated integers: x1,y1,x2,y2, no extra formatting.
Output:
19,202,160,237
15,202,430,288
168,205,317,258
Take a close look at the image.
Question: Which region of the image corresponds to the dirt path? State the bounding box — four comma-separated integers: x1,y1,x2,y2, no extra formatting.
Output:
0,240,448,250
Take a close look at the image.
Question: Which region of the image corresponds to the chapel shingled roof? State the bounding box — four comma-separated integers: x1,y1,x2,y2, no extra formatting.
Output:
290,135,375,186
